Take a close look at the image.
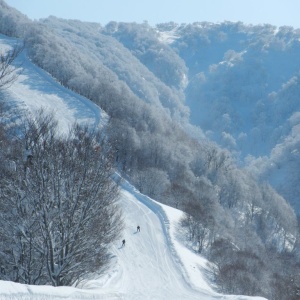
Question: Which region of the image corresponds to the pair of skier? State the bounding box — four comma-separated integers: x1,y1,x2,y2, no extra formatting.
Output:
122,225,140,247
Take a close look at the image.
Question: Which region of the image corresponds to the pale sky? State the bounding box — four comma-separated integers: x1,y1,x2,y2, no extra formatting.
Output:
5,0,300,29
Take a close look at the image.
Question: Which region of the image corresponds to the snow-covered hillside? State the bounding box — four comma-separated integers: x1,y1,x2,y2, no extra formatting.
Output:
0,36,269,300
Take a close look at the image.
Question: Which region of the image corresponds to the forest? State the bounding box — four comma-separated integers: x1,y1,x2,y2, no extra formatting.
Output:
0,0,300,298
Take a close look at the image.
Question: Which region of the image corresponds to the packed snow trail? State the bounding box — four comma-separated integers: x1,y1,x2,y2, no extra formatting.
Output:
99,189,203,299
0,35,267,300
78,187,265,300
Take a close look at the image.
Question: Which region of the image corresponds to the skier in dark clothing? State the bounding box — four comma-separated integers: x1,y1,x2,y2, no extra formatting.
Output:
137,226,140,232
122,239,126,247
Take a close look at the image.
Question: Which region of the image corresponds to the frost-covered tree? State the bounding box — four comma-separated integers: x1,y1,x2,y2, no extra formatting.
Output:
0,111,123,286
0,0,30,37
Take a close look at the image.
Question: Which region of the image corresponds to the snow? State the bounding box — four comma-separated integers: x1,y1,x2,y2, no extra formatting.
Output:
0,35,267,300
157,28,179,44
0,35,106,135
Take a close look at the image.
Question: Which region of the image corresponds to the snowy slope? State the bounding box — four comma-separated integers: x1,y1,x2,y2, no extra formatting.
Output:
0,35,106,134
0,35,267,300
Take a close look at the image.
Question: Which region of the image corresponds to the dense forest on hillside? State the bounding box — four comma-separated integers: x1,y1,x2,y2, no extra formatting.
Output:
0,1,300,298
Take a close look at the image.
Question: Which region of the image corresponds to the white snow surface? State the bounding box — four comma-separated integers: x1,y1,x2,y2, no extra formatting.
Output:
0,35,267,300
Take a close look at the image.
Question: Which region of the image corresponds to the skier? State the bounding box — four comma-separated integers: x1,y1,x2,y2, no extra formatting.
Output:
137,225,140,232
122,239,126,247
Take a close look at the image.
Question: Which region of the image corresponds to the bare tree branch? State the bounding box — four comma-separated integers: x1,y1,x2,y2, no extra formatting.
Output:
0,43,23,89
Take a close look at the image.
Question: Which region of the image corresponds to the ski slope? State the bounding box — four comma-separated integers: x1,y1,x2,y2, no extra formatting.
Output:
0,35,267,300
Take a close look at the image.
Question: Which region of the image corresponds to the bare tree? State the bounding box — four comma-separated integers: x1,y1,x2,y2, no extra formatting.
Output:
181,197,216,253
0,43,23,89
0,111,123,286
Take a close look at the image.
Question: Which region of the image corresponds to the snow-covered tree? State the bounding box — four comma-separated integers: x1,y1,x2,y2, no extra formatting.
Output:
0,111,123,286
